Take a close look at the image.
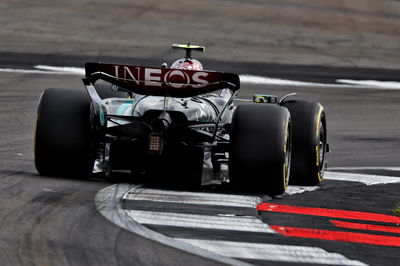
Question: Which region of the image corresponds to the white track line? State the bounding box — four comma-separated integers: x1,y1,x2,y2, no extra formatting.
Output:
114,182,370,265
177,239,367,266
35,65,85,76
285,185,320,195
1,65,400,90
123,188,262,208
337,79,400,89
125,210,276,233
324,171,400,185
240,75,400,89
95,184,248,266
330,167,400,172
240,74,321,86
0,68,69,75
0,66,84,76
239,74,356,88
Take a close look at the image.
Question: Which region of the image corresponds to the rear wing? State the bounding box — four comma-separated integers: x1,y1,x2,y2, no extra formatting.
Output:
84,62,240,98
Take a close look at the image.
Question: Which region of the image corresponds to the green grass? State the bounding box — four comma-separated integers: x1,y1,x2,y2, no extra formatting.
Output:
392,203,400,217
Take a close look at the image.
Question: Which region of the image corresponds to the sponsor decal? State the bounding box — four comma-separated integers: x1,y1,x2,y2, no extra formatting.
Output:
111,65,209,88
164,70,190,89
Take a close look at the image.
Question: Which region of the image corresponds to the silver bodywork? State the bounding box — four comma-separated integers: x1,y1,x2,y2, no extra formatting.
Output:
103,89,234,124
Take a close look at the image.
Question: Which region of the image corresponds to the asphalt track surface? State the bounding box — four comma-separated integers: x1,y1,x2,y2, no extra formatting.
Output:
1,1,400,266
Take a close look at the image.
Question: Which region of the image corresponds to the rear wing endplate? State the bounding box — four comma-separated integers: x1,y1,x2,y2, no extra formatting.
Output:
84,62,240,98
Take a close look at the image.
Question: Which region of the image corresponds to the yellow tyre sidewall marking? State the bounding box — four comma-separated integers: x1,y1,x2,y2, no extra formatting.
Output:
283,119,289,190
317,171,322,182
316,107,323,135
315,107,324,182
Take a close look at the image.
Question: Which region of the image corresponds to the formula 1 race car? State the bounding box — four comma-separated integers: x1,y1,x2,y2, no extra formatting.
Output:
34,44,328,195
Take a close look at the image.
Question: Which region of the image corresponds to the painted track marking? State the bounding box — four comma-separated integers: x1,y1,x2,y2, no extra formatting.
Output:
121,186,366,265
329,167,400,171
35,65,85,75
260,203,400,247
324,171,400,185
0,68,69,75
271,226,400,247
285,185,319,195
125,209,276,233
257,203,400,224
336,79,400,89
123,188,261,208
331,220,400,234
176,239,367,266
96,171,399,265
278,171,400,196
95,184,248,266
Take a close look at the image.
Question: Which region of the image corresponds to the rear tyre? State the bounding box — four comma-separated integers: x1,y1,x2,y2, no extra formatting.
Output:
34,88,94,177
229,104,291,195
281,100,327,185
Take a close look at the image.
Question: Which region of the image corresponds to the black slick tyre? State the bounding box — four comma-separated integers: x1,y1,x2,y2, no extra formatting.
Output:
229,104,291,195
34,88,94,177
281,100,327,185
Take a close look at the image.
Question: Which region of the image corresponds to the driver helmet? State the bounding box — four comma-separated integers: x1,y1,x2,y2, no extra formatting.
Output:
171,58,203,71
